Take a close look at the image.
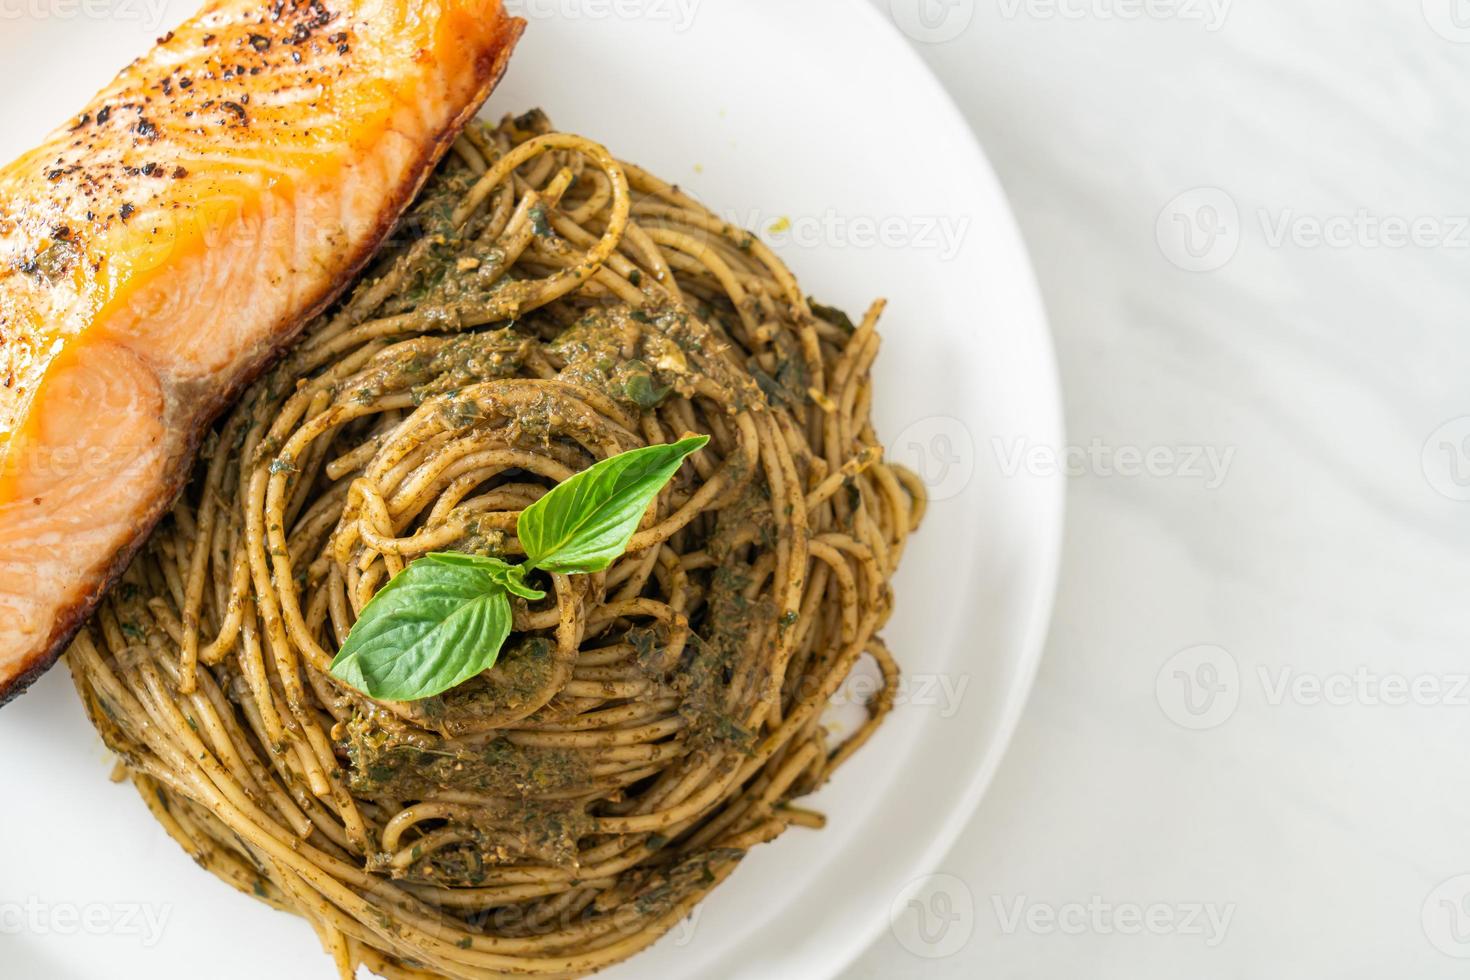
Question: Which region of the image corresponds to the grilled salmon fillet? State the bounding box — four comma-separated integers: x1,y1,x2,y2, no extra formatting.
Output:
0,0,523,703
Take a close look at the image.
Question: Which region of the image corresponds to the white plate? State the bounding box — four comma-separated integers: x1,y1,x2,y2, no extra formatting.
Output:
0,2,1063,978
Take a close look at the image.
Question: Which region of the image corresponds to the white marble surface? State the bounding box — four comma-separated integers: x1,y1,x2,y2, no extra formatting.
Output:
851,1,1470,977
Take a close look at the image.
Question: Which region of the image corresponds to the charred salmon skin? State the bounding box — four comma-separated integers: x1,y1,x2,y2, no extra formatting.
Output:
0,0,523,702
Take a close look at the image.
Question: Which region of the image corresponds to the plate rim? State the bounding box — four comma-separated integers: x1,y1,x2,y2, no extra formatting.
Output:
821,2,1066,976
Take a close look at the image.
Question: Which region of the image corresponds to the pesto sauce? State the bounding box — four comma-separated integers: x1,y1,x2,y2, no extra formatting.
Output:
343,713,589,800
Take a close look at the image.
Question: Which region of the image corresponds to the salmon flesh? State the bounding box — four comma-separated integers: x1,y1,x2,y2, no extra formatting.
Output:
0,0,523,702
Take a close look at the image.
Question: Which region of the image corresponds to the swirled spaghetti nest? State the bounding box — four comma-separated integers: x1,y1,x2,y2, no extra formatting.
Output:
69,110,925,979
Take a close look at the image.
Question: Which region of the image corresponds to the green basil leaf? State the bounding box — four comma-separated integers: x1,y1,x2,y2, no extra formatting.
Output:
329,559,514,701
519,435,709,575
426,552,546,601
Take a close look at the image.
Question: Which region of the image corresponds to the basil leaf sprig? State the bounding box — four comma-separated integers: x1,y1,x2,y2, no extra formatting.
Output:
327,556,515,703
517,434,709,574
330,435,708,701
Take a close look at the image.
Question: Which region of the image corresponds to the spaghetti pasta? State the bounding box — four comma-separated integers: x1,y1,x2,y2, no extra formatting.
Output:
68,110,925,979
